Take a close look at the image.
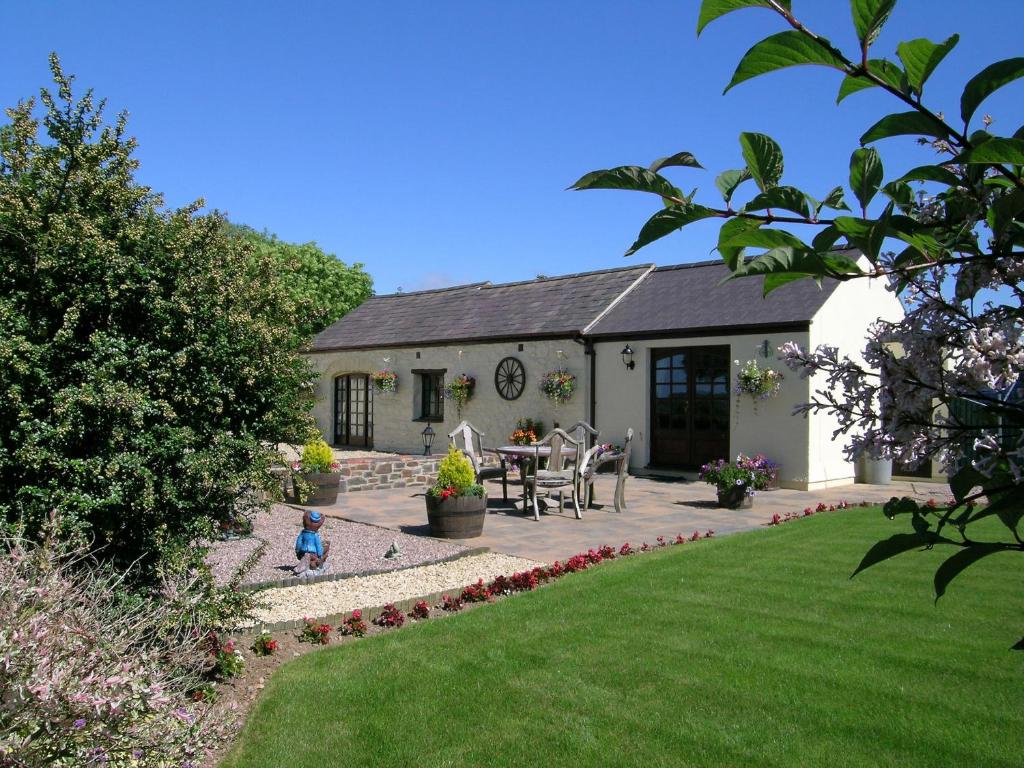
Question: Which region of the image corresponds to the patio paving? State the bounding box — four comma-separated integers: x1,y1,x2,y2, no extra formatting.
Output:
306,474,950,565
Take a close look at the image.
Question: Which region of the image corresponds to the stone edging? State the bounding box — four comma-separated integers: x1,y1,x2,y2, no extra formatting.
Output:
238,546,490,592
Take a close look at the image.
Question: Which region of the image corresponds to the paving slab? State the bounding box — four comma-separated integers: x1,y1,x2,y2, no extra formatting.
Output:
301,473,949,564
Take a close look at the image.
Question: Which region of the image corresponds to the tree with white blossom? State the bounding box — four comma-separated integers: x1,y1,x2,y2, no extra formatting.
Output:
573,0,1023,646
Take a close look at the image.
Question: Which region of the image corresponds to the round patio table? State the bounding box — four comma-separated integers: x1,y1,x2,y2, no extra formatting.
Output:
494,444,578,517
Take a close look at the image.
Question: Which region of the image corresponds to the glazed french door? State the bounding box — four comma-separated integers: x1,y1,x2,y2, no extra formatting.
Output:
333,374,373,447
650,346,730,468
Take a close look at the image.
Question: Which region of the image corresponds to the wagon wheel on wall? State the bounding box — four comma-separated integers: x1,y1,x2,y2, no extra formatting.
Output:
494,356,526,401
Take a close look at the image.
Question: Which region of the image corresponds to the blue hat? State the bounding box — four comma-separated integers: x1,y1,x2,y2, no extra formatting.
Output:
309,511,322,523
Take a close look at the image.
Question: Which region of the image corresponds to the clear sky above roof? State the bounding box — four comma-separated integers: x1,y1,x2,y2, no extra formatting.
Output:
2,1,1021,294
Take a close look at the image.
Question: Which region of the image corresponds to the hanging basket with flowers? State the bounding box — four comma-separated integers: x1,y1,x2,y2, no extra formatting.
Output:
540,370,576,406
734,359,783,404
371,369,398,394
443,373,476,417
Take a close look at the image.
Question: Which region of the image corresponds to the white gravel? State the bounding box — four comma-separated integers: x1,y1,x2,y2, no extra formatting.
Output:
244,552,541,627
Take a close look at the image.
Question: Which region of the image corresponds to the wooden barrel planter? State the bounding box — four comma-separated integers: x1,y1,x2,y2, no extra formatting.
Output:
425,493,487,539
289,472,341,506
717,483,753,509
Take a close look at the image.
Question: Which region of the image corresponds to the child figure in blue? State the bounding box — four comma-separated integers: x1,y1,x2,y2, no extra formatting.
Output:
294,510,331,575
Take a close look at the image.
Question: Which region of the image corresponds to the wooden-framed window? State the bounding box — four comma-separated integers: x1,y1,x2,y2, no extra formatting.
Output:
413,369,445,421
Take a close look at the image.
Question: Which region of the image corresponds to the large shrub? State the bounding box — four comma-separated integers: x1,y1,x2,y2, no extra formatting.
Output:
0,534,224,767
226,224,373,340
0,57,315,580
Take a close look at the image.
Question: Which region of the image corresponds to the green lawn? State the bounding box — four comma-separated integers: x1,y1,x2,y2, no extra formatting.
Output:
222,508,1023,768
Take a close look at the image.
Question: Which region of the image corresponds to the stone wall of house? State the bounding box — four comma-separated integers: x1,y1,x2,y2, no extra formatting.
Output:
307,338,589,456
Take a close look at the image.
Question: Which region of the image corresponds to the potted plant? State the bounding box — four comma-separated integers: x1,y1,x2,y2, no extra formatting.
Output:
371,369,398,393
290,439,342,506
698,455,777,509
443,373,476,417
540,370,576,405
425,447,487,538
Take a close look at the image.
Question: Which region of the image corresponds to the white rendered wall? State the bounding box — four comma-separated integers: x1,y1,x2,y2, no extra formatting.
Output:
806,273,906,488
593,331,813,488
307,339,588,455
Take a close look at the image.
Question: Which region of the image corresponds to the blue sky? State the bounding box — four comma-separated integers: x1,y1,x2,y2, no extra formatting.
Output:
2,1,1022,294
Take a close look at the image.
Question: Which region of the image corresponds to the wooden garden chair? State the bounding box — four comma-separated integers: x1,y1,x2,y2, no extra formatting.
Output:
448,420,509,501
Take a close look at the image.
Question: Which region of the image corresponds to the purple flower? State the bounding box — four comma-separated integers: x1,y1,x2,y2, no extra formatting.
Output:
72,718,86,729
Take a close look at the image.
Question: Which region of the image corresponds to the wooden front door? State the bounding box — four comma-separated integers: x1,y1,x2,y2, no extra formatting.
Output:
650,346,730,468
333,374,372,447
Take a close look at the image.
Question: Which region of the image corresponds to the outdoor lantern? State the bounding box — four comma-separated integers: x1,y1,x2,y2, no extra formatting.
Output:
421,423,436,456
761,339,772,359
621,344,635,370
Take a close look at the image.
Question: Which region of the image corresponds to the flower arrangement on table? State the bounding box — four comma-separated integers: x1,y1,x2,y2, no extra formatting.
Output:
428,447,485,500
371,369,398,393
443,373,476,417
734,359,784,404
508,418,545,471
540,370,576,405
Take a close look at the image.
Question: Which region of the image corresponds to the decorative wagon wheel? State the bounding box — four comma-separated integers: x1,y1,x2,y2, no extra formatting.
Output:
494,356,526,401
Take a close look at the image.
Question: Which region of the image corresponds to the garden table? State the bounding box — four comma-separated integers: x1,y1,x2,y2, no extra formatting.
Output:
494,444,578,516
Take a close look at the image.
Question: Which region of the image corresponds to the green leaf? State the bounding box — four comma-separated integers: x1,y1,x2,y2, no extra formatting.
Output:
882,180,914,210
739,132,784,192
851,532,935,577
837,59,907,103
696,0,790,35
989,188,1024,238
949,466,985,504
569,166,681,199
625,204,717,257
715,168,752,205
934,544,1007,601
895,164,960,186
961,57,1024,126
860,111,949,144
649,152,704,173
851,0,896,49
833,203,894,262
812,224,843,252
728,246,861,292
742,186,811,218
762,272,809,293
960,138,1024,166
725,30,846,93
818,186,850,213
849,147,883,212
716,216,762,270
896,35,959,95
718,228,810,252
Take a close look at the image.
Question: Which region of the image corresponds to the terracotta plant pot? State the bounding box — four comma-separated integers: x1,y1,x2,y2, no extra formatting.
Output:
425,493,487,538
717,483,753,509
290,472,341,506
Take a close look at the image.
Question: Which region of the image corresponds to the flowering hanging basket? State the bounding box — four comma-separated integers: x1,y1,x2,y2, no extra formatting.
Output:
735,359,783,402
443,373,476,416
371,369,398,393
540,370,576,405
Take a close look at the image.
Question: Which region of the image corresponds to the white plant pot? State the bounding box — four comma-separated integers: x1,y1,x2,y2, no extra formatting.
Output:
859,457,892,485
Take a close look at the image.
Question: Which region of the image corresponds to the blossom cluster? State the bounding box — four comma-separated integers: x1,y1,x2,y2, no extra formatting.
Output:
734,359,784,401
371,369,399,393
540,370,577,405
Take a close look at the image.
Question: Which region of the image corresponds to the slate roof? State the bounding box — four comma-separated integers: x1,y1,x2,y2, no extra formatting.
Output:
585,260,839,339
308,259,840,352
309,265,653,351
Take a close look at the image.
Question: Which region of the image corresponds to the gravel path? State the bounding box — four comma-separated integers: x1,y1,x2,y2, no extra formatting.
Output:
243,552,540,627
206,505,469,587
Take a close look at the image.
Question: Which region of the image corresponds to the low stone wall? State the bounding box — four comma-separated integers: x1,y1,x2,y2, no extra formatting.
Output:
337,454,440,493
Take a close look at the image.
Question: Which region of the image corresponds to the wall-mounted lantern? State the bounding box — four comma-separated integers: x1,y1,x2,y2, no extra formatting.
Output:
621,344,635,370
760,339,772,359
421,423,436,456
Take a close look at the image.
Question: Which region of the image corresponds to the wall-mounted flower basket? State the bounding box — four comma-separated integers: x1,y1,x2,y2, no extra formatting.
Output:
444,373,476,417
371,369,398,394
734,359,783,407
540,370,576,406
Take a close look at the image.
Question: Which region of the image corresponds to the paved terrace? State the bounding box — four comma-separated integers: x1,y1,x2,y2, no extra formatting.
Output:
307,474,950,564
